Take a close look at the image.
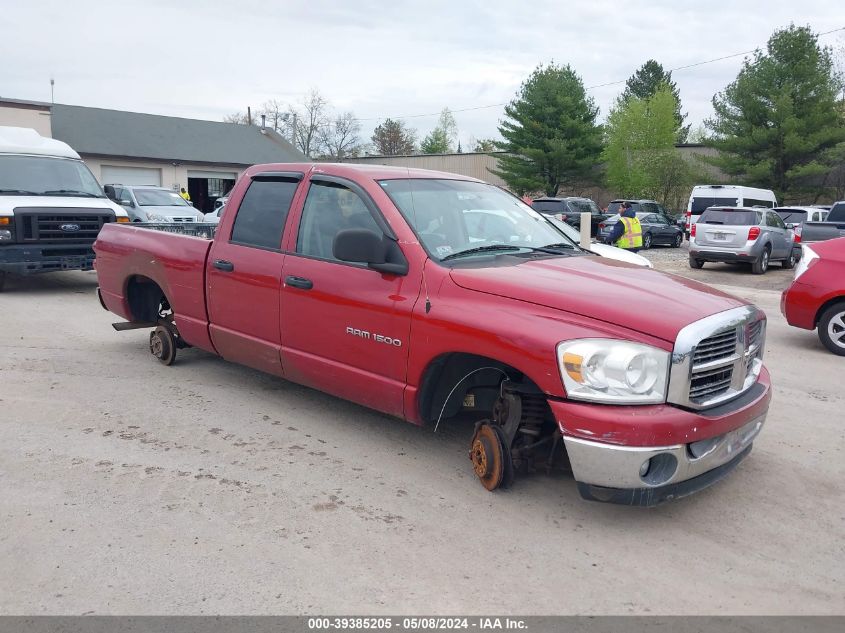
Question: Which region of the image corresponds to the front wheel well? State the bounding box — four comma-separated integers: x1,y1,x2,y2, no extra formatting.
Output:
418,352,535,426
126,275,168,322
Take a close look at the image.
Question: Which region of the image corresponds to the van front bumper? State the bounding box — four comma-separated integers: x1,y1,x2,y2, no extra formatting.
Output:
549,368,771,505
0,244,96,275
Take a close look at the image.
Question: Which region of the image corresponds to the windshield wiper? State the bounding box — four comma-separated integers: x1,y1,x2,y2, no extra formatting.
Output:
441,244,523,261
0,188,39,195
43,190,103,198
538,242,579,252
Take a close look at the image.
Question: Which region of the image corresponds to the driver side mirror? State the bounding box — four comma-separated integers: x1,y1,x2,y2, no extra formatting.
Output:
119,199,134,208
333,229,408,275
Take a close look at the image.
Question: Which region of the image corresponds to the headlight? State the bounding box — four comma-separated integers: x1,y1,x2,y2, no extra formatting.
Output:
0,229,12,241
556,339,670,404
146,212,170,222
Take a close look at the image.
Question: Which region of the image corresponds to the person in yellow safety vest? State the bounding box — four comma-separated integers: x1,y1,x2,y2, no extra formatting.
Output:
604,201,643,251
179,187,191,201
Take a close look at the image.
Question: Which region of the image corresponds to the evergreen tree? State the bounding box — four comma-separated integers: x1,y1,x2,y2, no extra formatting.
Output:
493,63,603,196
706,25,845,201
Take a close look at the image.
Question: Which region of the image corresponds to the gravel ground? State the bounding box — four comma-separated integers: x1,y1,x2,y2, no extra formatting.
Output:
1,264,842,616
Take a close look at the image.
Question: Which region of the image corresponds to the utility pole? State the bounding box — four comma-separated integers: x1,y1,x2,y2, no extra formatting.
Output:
50,78,54,104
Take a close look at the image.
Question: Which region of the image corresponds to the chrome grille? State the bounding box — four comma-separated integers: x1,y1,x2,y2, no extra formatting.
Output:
668,306,766,410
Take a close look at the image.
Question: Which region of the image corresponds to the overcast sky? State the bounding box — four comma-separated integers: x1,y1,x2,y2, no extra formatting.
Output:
2,0,843,149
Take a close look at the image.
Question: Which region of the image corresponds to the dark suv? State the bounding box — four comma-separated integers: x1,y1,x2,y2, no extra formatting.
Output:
531,196,609,236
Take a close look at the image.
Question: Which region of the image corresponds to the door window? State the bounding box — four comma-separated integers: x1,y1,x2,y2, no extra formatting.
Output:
296,181,381,262
230,178,299,249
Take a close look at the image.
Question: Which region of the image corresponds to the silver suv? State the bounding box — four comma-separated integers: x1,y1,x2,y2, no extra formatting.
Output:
689,206,796,274
104,184,204,223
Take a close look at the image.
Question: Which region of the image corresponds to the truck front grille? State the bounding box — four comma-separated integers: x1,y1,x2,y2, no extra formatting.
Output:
668,306,766,410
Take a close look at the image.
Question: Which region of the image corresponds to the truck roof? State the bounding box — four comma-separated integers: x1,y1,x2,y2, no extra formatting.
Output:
249,162,485,183
0,126,81,159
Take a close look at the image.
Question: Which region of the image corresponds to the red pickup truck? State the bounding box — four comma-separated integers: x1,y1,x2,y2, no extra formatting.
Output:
94,163,771,505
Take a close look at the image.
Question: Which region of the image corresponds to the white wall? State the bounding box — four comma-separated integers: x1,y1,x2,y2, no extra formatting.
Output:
0,104,52,137
82,157,245,191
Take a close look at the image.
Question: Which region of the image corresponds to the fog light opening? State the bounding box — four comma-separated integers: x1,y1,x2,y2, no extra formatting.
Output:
639,453,678,486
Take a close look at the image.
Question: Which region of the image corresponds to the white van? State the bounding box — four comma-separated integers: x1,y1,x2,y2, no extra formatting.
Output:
685,185,777,237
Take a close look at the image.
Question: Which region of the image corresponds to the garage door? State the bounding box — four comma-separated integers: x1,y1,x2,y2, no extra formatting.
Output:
101,166,162,186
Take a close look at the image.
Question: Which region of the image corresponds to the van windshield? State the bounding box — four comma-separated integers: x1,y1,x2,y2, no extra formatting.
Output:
0,155,105,197
699,209,760,225
691,196,738,213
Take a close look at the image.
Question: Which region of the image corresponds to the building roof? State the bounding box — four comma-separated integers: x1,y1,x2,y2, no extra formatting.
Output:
49,104,305,165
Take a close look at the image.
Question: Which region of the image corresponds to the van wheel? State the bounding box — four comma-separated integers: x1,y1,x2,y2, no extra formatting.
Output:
818,302,845,356
782,249,797,269
751,247,770,275
689,258,704,269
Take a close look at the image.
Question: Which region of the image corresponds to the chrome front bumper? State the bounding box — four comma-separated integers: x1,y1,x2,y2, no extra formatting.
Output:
563,414,765,491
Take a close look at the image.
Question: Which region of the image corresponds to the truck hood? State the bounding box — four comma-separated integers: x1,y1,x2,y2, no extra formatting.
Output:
448,255,747,343
2,195,127,217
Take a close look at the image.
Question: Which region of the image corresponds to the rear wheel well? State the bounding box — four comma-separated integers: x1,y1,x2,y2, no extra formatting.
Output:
815,296,845,328
126,276,168,322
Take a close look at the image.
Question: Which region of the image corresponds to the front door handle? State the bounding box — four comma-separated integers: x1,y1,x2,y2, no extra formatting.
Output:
213,259,234,272
285,275,313,290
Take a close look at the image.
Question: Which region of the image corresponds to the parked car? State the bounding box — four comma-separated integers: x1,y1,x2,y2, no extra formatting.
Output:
685,185,778,238
104,184,205,223
94,163,771,505
797,201,845,244
204,200,227,224
545,215,653,267
596,211,684,249
781,237,845,355
689,206,796,274
0,126,129,291
531,196,610,236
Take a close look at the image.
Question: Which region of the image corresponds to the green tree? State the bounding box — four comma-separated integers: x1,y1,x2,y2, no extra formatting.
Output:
603,85,702,206
492,63,603,196
472,138,498,152
621,60,689,142
371,118,417,155
706,25,845,202
420,127,451,153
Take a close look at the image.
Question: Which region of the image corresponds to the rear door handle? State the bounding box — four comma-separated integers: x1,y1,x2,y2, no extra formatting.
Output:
285,275,313,290
213,259,234,272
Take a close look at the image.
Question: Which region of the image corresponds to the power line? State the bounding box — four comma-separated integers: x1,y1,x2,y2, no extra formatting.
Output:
353,26,845,123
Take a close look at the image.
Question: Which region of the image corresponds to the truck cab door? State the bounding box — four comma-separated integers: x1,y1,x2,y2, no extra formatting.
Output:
206,172,303,376
279,176,420,418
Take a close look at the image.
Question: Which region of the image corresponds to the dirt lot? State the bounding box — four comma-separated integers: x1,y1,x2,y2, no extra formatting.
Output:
1,252,843,615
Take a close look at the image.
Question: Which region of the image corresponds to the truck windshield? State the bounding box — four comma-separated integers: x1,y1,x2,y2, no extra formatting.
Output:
0,155,104,197
134,189,192,207
379,179,580,260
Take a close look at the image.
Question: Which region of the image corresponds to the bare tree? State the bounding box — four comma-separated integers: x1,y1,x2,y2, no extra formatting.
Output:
289,89,329,158
319,111,362,159
259,99,287,132
223,111,250,125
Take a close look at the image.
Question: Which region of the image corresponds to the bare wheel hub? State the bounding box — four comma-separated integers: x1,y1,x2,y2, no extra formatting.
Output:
469,423,505,491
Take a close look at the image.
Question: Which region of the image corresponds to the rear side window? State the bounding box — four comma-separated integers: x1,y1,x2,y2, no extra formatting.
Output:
743,198,775,208
230,178,299,249
775,209,808,224
699,209,760,225
691,196,738,212
531,200,565,214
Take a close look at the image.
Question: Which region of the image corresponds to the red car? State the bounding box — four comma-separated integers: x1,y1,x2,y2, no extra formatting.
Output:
94,163,771,505
781,237,845,355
